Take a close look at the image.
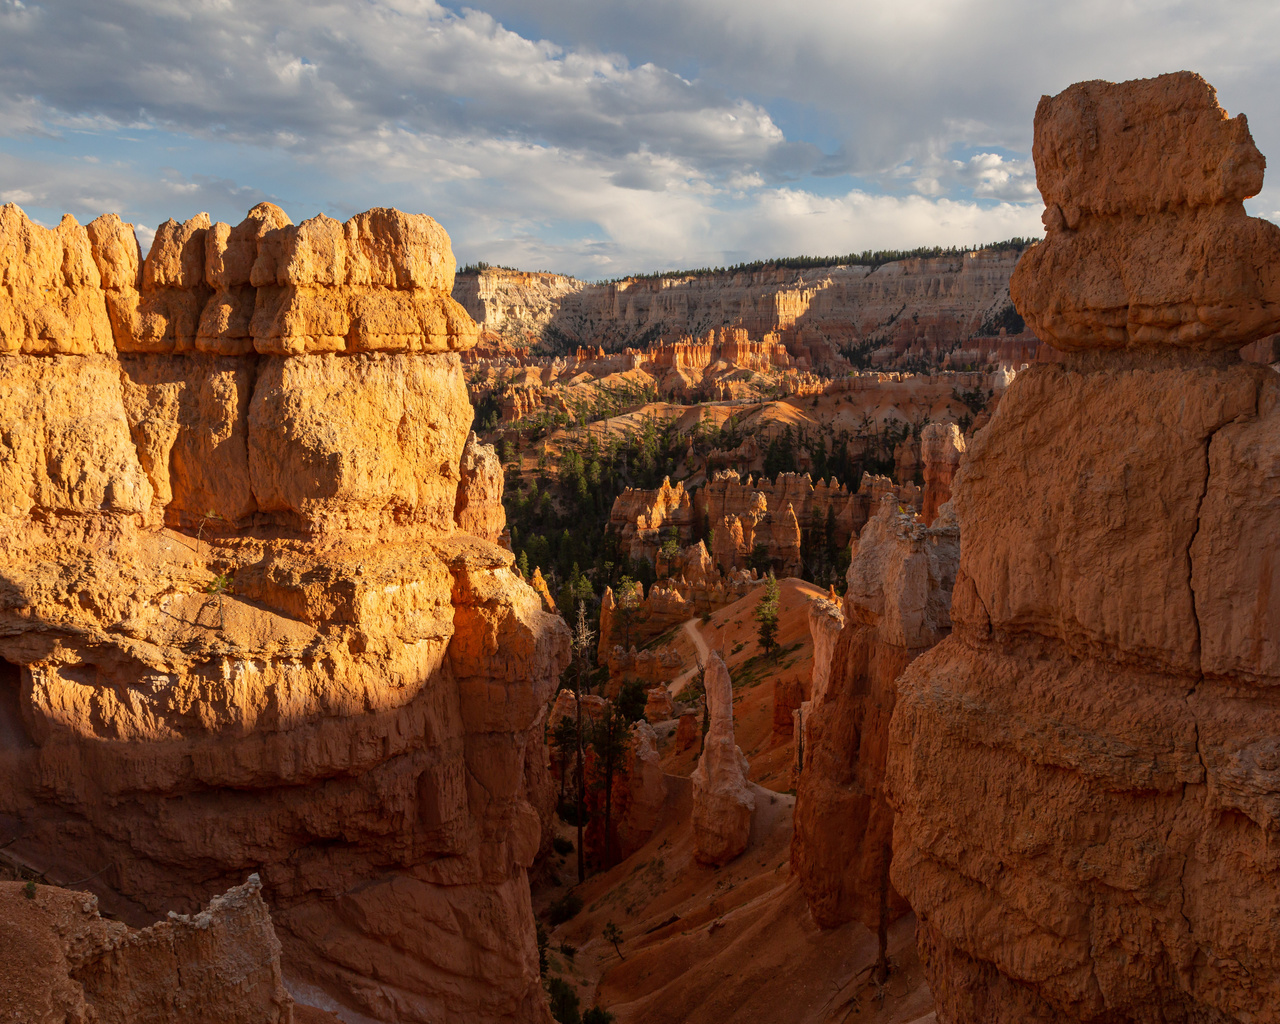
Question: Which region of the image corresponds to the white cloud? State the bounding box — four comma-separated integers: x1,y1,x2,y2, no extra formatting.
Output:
2,0,1278,276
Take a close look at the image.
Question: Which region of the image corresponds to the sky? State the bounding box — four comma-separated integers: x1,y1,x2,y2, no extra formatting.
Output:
1,0,1278,279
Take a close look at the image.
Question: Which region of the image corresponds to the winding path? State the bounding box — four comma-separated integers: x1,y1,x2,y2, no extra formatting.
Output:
668,618,711,697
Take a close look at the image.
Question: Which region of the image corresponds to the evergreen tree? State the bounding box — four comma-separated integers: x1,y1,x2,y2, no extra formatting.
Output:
755,572,780,657
588,703,629,870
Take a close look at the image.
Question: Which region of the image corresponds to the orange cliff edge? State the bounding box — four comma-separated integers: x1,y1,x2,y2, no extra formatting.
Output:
0,202,569,1022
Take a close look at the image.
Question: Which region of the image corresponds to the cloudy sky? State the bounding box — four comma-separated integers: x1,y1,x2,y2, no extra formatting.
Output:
2,0,1278,278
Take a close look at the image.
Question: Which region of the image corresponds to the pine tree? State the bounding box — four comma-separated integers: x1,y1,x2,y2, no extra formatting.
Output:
589,702,629,870
755,571,780,657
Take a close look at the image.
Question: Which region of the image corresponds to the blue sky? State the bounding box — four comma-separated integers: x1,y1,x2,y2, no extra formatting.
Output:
2,0,1278,278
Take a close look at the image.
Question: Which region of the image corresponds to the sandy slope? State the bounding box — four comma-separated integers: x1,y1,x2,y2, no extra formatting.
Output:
536,777,932,1023
533,575,934,1023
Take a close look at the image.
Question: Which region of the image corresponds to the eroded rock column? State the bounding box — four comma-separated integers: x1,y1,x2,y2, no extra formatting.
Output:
691,650,755,865
886,72,1280,1022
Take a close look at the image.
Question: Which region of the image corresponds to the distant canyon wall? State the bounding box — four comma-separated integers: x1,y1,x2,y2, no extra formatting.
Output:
454,249,1044,369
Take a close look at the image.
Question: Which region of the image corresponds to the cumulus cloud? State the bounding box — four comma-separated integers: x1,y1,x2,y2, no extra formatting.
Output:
0,0,786,175
1,0,1276,276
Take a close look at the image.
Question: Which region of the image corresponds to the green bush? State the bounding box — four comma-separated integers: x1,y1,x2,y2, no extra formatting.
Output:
547,892,584,925
583,1008,615,1024
552,836,574,857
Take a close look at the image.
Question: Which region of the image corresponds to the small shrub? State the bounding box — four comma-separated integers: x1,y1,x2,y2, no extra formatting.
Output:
583,1008,616,1024
559,942,578,961
552,836,574,857
602,920,625,960
546,977,581,1024
548,892,584,925
23,880,36,899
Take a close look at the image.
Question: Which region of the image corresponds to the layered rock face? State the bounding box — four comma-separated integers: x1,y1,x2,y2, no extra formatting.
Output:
887,72,1280,1022
792,495,958,929
0,204,568,1022
691,651,755,866
452,269,585,348
454,249,1041,369
1,876,292,1024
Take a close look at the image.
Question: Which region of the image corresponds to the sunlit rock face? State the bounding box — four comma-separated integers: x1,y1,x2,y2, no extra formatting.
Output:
0,202,568,1023
887,72,1280,1022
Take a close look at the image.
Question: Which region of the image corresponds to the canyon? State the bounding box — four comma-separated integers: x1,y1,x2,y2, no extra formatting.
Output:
3,66,1280,1024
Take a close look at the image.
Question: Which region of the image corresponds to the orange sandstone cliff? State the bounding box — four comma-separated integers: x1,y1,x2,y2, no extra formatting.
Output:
886,73,1280,1021
0,203,568,1021
792,494,958,929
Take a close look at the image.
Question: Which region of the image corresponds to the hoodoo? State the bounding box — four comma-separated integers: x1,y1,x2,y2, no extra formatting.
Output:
886,73,1280,1021
691,650,755,865
0,203,568,1022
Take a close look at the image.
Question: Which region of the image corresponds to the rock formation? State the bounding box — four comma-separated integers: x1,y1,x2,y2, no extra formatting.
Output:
1012,75,1280,354
1,876,293,1024
595,560,761,658
454,248,1042,370
792,495,958,929
0,203,568,1023
920,422,965,525
455,431,506,542
690,651,754,865
887,72,1280,1022
644,684,675,723
613,720,668,859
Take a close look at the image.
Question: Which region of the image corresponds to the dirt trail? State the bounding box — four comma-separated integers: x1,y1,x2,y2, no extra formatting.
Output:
668,619,710,698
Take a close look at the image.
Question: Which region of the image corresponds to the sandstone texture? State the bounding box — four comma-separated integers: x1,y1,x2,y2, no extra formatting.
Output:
0,876,293,1024
887,73,1280,1023
1011,73,1280,352
690,651,755,865
0,204,567,1023
920,422,965,526
792,495,958,930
